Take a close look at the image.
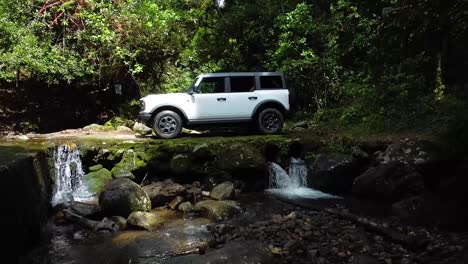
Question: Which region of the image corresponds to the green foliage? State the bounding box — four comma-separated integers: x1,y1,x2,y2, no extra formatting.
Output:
0,0,467,136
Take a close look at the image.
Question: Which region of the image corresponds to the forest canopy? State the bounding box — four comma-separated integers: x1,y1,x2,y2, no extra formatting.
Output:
1,0,467,133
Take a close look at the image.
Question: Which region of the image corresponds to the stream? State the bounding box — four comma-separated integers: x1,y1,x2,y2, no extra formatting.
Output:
2,137,467,264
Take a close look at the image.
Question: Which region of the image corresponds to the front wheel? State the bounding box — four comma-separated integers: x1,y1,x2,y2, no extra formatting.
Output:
257,108,284,134
152,110,183,139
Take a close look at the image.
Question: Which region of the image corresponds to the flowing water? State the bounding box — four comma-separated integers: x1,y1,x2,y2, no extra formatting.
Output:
266,159,339,200
51,144,94,206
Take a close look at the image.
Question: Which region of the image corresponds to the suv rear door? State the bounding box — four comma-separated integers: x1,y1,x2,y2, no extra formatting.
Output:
221,74,260,119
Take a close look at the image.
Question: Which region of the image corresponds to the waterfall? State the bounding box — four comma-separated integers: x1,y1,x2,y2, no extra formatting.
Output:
51,144,93,206
267,159,339,199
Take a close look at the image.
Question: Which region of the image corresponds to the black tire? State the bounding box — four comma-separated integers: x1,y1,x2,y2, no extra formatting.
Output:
257,108,284,134
152,110,183,139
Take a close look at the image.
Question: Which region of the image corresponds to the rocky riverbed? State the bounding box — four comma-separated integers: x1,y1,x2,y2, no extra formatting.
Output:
3,127,468,264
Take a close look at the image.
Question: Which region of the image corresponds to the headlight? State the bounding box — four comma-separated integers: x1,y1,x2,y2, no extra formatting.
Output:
139,100,145,111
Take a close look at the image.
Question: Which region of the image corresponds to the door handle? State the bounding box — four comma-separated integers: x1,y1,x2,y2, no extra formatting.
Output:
217,98,227,101
248,97,258,100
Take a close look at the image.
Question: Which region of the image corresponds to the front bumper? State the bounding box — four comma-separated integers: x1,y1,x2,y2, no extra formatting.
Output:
138,113,152,126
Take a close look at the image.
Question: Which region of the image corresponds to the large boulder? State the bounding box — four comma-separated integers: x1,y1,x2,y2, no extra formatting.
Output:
84,168,113,194
310,154,362,193
215,143,265,171
352,161,424,201
210,181,235,200
99,178,151,217
127,209,178,231
111,149,147,180
142,179,186,207
194,200,240,220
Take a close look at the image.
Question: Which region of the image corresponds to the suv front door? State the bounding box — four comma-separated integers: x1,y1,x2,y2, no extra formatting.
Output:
190,76,230,121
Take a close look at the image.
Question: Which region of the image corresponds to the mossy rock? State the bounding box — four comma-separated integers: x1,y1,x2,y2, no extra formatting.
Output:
194,199,240,220
89,164,104,172
215,143,265,171
84,168,113,194
83,123,114,131
111,150,147,179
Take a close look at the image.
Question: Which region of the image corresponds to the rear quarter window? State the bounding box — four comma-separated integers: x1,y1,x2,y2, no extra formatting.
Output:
260,76,284,89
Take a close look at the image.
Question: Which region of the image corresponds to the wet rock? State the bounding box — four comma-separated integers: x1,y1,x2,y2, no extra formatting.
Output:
142,179,186,207
178,201,195,212
68,202,100,218
132,122,152,135
194,200,241,220
352,161,424,201
310,153,362,192
88,164,103,172
99,178,151,218
170,154,190,175
168,196,185,210
84,168,113,194
127,209,178,231
210,181,235,200
215,143,265,171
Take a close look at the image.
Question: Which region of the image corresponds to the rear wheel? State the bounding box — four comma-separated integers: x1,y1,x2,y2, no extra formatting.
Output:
257,108,284,134
152,110,182,139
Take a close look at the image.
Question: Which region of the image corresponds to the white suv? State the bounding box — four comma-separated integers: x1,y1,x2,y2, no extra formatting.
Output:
138,72,294,139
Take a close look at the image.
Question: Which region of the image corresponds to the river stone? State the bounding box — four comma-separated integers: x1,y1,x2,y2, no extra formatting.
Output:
194,200,240,220
99,178,151,218
89,164,103,172
352,161,424,201
178,201,195,212
210,181,235,200
168,196,185,210
127,209,178,231
142,179,186,207
170,154,191,175
132,122,152,135
84,168,113,194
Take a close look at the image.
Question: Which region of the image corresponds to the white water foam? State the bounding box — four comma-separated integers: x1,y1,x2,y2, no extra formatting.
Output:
51,144,94,206
266,160,339,200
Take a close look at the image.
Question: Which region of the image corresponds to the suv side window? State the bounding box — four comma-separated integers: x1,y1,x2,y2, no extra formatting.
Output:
197,77,225,93
260,76,283,89
230,76,256,92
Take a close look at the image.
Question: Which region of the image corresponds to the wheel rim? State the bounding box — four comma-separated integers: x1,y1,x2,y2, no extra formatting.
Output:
158,116,178,135
262,112,280,131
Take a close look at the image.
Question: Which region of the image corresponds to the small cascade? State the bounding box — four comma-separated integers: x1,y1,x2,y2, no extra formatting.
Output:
267,159,339,199
51,143,93,206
